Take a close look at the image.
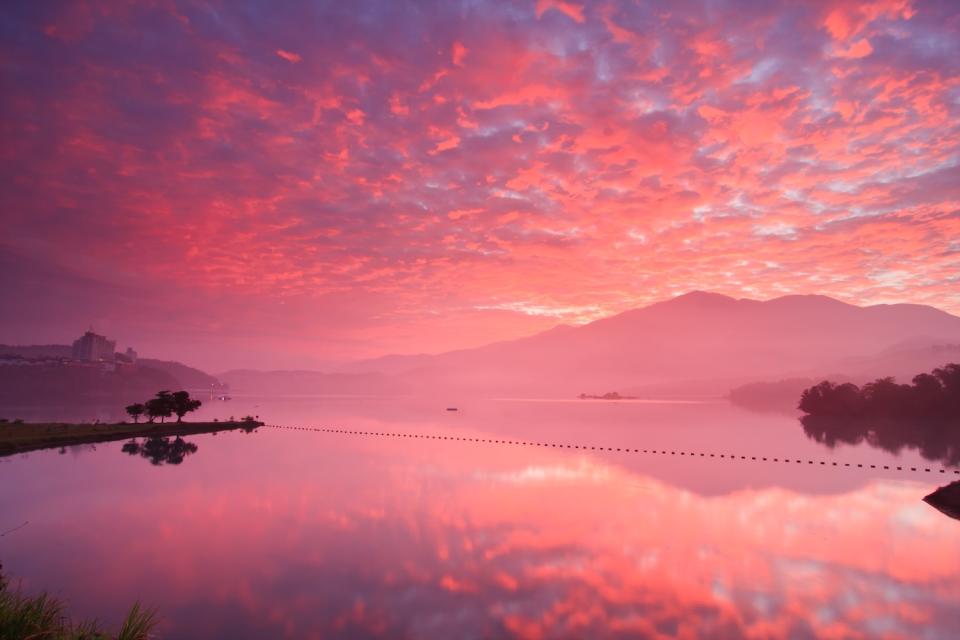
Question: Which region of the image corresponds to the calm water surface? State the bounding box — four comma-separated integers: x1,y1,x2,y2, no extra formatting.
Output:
1,396,958,638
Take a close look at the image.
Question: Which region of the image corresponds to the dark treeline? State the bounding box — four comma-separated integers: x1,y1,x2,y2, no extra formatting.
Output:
798,364,960,417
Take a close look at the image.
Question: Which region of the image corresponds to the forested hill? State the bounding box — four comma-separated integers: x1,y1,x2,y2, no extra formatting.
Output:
0,344,71,358
0,344,224,391
0,363,180,407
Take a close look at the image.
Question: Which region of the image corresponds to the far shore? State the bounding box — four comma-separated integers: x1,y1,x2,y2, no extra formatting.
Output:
0,419,264,457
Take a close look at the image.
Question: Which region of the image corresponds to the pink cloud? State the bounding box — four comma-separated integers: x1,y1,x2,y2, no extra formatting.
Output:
275,48,302,63
535,0,585,23
452,41,468,66
0,0,958,367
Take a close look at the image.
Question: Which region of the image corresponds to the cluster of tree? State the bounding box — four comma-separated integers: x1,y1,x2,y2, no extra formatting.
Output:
798,364,960,417
125,390,202,424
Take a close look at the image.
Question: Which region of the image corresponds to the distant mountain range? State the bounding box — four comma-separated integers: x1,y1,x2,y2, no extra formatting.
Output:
215,369,406,396
335,291,960,396
5,292,960,399
728,343,960,412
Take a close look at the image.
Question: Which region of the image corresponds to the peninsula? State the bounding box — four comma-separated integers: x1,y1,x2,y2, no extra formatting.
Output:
0,418,263,457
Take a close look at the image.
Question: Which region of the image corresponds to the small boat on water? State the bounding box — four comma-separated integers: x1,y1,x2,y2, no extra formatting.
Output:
446,407,458,412
216,395,232,401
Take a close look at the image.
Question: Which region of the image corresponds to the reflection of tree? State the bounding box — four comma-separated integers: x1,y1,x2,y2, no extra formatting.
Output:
800,415,960,466
122,436,199,465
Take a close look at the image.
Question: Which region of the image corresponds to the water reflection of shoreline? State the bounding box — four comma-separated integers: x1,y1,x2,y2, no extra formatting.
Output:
6,435,959,639
800,414,960,467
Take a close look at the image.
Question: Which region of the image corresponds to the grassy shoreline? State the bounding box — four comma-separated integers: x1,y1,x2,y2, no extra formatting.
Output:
0,420,263,457
1,565,156,639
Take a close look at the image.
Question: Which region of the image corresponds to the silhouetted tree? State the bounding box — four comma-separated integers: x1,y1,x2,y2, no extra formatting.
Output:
145,390,174,423
125,403,146,423
798,381,862,416
934,364,960,414
911,373,943,415
170,390,202,422
861,377,912,416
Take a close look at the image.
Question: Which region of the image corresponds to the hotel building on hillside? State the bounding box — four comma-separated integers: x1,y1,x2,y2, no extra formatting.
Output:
71,330,117,362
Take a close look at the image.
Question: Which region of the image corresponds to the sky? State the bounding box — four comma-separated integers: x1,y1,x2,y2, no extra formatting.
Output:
1,0,959,371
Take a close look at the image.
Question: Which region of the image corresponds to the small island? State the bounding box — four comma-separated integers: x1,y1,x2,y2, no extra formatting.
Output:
578,392,638,400
0,389,263,456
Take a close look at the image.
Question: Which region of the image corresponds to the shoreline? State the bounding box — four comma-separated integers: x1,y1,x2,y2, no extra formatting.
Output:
0,420,263,457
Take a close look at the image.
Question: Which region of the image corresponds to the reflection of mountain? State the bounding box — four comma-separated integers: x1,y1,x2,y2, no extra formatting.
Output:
122,436,199,465
800,414,960,467
340,292,960,396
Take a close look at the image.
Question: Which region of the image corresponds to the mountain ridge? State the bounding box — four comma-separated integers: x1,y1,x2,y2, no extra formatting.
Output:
5,292,960,398
336,291,960,395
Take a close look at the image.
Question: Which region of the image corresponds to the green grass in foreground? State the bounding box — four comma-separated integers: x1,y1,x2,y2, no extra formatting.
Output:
0,566,157,640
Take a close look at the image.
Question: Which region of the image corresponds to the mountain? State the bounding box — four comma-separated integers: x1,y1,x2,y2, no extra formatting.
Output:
827,342,960,381
217,370,408,396
138,358,225,391
6,292,959,400
0,344,224,397
341,291,960,396
0,363,181,408
728,342,960,412
0,344,72,359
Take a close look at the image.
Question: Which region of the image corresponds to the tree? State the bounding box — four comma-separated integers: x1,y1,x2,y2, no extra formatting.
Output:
170,390,202,423
910,373,943,415
798,381,861,416
933,364,960,414
125,403,146,423
862,376,911,416
145,390,174,423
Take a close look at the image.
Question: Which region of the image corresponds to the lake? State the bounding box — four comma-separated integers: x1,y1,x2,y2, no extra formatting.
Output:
1,396,958,638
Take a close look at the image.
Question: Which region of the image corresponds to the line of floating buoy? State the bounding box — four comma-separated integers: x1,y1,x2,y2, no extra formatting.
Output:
262,425,960,476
